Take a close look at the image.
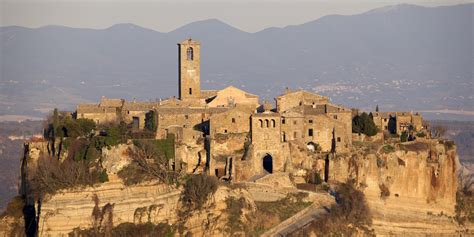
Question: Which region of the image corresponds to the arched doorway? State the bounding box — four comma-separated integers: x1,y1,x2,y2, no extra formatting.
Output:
263,154,273,173
307,142,316,152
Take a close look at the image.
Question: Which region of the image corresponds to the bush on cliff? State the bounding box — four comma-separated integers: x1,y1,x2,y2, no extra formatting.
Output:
291,181,374,236
29,155,102,197
118,139,177,186
180,174,219,211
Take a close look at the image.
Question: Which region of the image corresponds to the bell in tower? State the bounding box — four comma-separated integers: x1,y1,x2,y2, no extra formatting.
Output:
178,38,201,100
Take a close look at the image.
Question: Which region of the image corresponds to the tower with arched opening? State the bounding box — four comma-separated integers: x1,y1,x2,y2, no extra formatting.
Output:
178,38,201,100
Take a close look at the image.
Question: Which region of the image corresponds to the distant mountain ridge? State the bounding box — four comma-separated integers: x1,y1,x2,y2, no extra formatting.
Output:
0,3,472,120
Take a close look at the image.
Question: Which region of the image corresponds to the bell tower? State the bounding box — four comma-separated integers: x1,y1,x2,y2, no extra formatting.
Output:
178,38,201,100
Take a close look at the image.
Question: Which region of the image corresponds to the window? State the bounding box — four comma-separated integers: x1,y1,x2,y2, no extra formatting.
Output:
224,129,228,133
293,120,297,125
384,118,387,122
337,137,341,142
187,47,193,60
333,115,338,119
189,88,192,95
308,129,313,137
265,119,269,128
282,118,286,124
259,119,263,128
282,132,286,142
294,131,298,139
308,119,313,124
232,118,236,123
185,115,189,119
271,119,276,127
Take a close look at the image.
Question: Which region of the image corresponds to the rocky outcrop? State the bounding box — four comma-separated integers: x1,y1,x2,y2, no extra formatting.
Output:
329,140,462,235
38,177,181,236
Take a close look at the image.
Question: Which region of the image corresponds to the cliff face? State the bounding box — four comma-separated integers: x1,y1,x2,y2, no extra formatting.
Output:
38,178,181,236
330,140,460,235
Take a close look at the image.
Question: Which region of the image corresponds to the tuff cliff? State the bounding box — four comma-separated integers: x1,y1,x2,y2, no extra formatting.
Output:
1,136,467,236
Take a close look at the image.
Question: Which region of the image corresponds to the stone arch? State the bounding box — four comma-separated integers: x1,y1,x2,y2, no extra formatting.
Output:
307,142,317,152
262,154,273,173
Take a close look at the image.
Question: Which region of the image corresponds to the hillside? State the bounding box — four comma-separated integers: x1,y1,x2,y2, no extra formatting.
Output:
0,3,472,120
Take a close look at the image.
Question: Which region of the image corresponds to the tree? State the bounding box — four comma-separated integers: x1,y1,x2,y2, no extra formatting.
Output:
431,125,446,138
375,105,379,112
120,140,178,185
352,112,378,136
145,110,157,132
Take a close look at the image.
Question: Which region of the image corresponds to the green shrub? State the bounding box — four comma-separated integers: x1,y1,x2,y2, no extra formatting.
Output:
99,170,109,183
352,112,378,136
382,144,395,153
400,131,408,142
145,110,157,132
416,131,426,137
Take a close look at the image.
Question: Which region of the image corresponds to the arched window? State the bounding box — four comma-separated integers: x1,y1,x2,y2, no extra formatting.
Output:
189,88,192,95
187,47,193,61
271,119,276,127
265,119,269,128
259,119,263,128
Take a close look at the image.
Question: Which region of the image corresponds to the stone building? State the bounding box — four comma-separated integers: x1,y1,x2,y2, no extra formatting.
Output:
74,38,355,180
372,111,424,135
76,97,124,124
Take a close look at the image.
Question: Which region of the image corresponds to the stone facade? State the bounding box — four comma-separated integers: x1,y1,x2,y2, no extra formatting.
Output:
74,38,354,180
372,111,424,135
178,39,201,100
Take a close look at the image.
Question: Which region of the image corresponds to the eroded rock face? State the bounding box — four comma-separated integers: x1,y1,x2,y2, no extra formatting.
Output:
38,178,181,236
329,141,460,235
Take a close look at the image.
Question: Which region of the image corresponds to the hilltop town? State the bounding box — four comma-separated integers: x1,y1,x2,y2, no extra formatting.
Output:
0,39,471,237
75,38,425,181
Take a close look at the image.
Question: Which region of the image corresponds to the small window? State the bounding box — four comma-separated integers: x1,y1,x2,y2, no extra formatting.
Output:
232,118,236,123
337,137,341,142
293,120,297,125
294,131,298,139
271,119,276,127
259,119,263,128
185,115,189,119
384,118,387,122
187,47,193,60
308,129,313,137
189,88,192,95
265,119,269,128
299,101,303,106
333,115,338,119
282,118,286,124
308,120,313,124
224,129,228,133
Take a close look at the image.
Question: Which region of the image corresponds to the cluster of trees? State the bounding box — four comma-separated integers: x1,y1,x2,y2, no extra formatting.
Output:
352,112,378,136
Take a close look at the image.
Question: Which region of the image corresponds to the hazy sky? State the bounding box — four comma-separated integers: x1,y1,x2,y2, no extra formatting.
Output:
1,0,472,32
